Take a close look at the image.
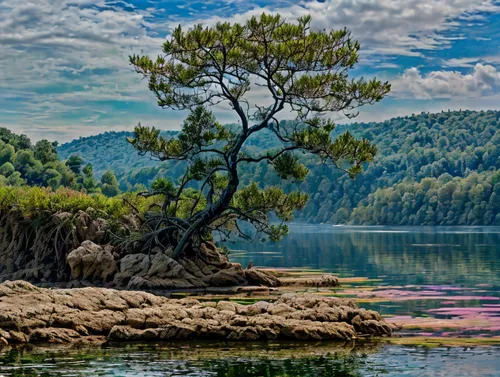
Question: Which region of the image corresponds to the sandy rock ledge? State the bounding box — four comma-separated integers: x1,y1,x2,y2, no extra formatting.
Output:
0,280,391,345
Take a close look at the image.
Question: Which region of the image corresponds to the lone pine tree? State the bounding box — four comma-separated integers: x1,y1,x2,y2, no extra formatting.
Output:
129,13,390,258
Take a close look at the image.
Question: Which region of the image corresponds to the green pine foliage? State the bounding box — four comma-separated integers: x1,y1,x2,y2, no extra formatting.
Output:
122,13,389,254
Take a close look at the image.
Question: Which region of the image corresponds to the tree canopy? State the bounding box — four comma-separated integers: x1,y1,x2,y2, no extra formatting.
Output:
128,14,389,257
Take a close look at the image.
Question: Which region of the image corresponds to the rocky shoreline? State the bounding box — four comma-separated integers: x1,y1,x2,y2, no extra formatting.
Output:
64,240,283,290
0,280,391,346
0,208,284,291
0,209,392,346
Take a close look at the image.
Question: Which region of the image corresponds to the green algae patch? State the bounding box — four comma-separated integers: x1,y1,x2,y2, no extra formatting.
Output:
262,268,327,276
354,298,392,304
338,277,377,283
386,336,500,347
170,292,190,298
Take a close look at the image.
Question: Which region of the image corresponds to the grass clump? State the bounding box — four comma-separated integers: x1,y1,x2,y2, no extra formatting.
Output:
0,186,158,221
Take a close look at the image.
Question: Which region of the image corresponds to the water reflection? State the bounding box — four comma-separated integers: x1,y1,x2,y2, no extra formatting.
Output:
1,226,499,376
231,225,500,328
230,225,500,287
1,343,499,377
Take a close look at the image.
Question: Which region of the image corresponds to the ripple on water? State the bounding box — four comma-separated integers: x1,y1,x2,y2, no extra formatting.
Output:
0,344,499,377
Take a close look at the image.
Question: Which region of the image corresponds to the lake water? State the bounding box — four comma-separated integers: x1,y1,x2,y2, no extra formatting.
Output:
230,225,500,319
231,224,500,287
1,226,499,376
0,343,499,377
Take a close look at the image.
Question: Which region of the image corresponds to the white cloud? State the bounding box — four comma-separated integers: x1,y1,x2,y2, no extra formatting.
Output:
443,55,500,68
181,0,500,57
376,63,401,69
392,63,500,99
0,0,169,140
0,1,164,94
442,57,483,68
1,0,500,142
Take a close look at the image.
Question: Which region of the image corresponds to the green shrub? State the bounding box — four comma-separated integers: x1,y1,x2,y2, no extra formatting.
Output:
0,186,160,221
0,162,15,177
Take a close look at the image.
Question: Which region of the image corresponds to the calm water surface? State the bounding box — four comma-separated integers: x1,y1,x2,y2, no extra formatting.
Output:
232,225,500,317
1,343,499,377
1,226,499,376
231,225,500,286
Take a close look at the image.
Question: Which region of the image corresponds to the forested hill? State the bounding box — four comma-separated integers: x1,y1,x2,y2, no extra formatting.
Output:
58,131,162,178
58,110,500,225
57,128,281,178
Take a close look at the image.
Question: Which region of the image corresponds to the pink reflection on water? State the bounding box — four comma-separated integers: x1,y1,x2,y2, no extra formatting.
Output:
355,288,499,302
418,285,474,291
428,307,500,316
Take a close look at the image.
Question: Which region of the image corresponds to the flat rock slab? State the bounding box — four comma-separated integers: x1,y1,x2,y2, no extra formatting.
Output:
0,280,391,345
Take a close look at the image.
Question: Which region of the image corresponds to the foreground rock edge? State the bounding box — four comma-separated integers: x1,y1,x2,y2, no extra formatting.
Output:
0,280,391,345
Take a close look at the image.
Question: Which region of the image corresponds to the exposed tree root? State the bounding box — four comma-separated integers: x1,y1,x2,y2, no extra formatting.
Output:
0,208,110,283
0,208,282,290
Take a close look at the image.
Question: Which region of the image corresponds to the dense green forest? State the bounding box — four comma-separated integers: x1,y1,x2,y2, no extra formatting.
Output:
58,110,500,225
58,131,176,178
350,172,500,225
57,128,283,180
0,128,120,196
299,109,500,225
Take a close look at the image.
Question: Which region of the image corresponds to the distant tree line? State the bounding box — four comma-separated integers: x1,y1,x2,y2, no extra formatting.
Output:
351,171,500,225
0,128,120,197
57,110,500,224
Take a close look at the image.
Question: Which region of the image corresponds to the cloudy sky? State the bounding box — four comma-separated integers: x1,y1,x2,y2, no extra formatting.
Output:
1,0,500,142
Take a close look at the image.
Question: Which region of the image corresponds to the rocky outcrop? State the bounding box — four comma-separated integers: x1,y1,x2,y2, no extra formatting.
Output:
108,247,279,290
0,281,391,345
0,206,282,289
66,241,116,282
245,268,281,287
0,205,326,291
